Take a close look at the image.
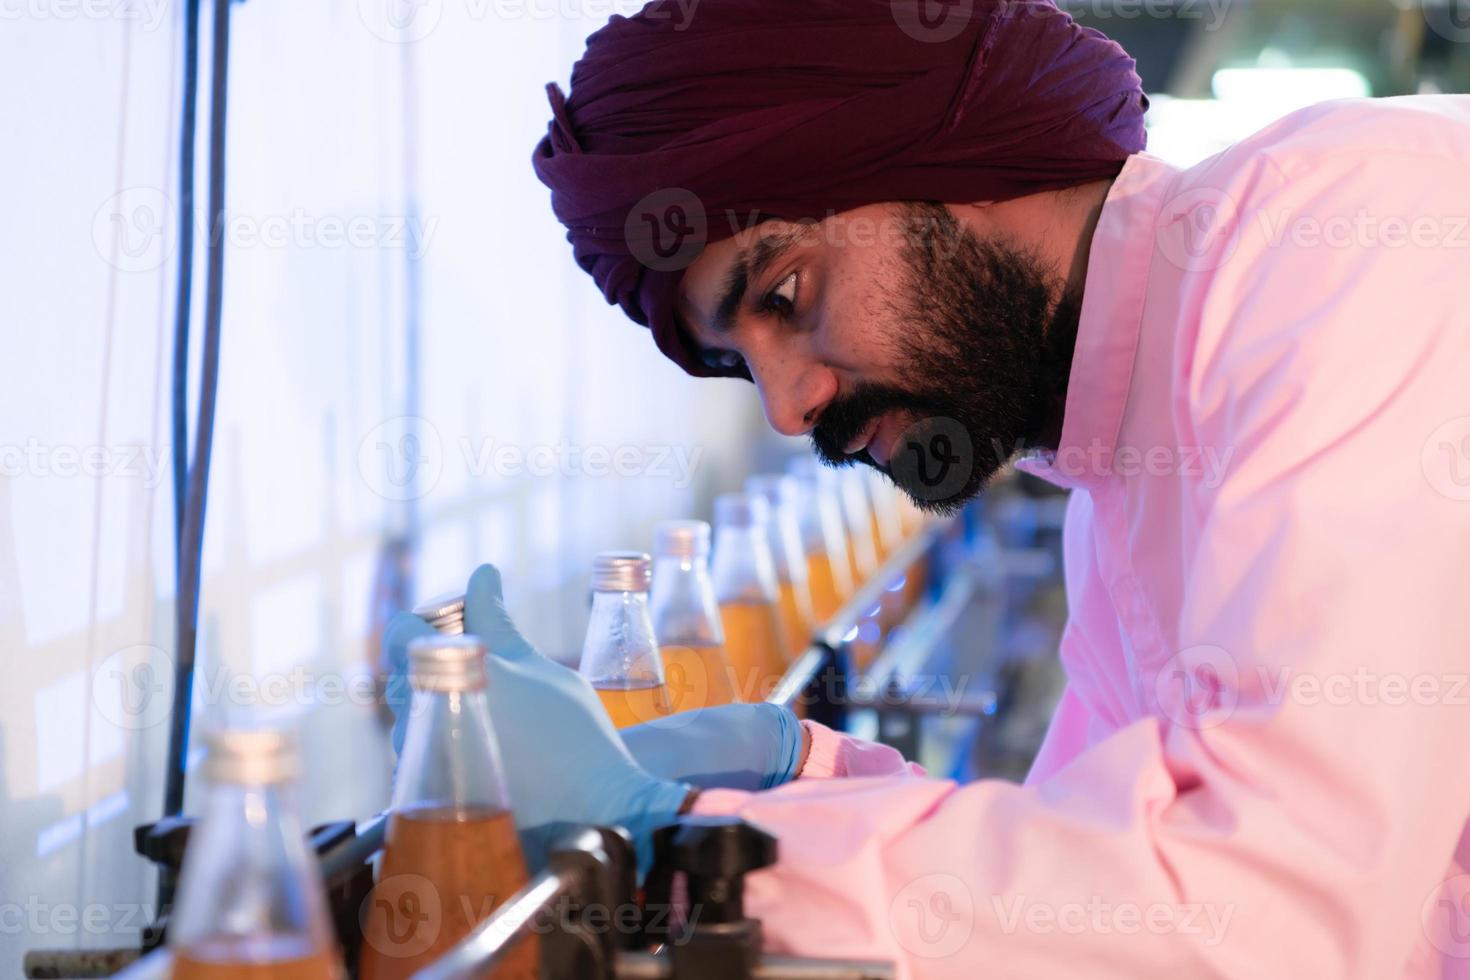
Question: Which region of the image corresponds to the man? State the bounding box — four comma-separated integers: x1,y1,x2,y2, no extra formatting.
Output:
386,1,1470,975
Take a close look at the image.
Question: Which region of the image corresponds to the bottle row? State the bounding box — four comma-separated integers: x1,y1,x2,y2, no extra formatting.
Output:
162,461,928,978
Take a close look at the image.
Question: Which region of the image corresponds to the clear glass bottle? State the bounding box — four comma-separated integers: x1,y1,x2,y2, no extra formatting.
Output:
837,466,880,589
579,551,672,728
864,468,905,565
711,493,791,701
359,635,537,980
650,520,740,712
786,458,855,624
861,468,912,630
169,728,344,980
745,474,816,663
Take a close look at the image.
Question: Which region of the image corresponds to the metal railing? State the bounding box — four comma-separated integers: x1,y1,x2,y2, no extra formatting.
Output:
767,517,952,717
100,519,966,980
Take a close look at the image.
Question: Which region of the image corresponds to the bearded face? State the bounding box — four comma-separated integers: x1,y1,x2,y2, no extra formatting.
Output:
676,202,1081,512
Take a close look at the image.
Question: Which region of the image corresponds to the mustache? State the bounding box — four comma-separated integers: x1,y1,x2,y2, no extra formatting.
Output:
810,383,924,469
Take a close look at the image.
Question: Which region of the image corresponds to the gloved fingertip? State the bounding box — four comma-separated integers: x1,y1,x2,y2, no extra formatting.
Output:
464,563,533,660
466,563,506,604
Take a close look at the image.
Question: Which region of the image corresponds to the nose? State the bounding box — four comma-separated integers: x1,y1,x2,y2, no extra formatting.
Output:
744,342,838,438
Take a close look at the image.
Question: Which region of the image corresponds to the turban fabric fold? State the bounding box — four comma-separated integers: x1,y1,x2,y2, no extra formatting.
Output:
532,0,1148,376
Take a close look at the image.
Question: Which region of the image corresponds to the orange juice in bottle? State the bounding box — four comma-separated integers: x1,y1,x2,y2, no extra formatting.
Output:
711,493,792,702
862,468,912,627
787,458,855,624
837,466,880,592
746,474,816,665
579,551,673,728
716,599,791,703
360,635,537,980
865,468,905,567
169,728,344,980
650,521,739,713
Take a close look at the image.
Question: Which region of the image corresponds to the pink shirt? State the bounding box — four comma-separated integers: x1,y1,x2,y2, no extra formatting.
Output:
695,95,1470,978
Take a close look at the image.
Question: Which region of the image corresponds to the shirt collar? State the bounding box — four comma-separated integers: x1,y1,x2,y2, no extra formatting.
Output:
1013,152,1181,492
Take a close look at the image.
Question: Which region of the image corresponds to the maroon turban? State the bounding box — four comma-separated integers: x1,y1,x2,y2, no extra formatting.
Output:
532,0,1148,377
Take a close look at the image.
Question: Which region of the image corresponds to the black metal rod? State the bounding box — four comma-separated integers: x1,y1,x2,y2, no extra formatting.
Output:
169,0,201,569
319,811,388,887
159,0,231,911
813,519,946,651
853,556,981,702
23,947,144,979
767,518,949,710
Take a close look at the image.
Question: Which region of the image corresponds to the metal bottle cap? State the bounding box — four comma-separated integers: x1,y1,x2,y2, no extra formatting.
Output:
409,634,488,692
591,551,652,593
654,520,711,560
203,727,300,786
413,592,466,636
714,492,769,528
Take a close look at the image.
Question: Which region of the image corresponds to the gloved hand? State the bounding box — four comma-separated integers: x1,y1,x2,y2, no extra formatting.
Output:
383,564,693,876
621,702,806,791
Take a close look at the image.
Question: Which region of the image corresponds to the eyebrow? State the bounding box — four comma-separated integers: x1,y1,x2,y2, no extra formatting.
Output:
710,230,803,336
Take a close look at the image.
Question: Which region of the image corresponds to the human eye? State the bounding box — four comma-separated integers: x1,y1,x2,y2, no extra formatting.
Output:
758,272,799,319
702,347,747,372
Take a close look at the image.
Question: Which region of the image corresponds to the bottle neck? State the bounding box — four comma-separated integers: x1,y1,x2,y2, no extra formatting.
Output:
169,780,334,956
650,554,724,646
796,484,850,567
394,685,512,814
711,524,779,604
580,589,664,686
840,481,879,575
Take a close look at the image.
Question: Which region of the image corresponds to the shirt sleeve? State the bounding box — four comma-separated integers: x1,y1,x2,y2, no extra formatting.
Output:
796,719,926,779
696,134,1470,978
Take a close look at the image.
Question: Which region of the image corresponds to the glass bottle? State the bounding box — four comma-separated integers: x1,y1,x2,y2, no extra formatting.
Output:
745,474,816,663
579,551,673,728
837,466,880,590
169,728,344,980
786,458,855,623
864,467,905,565
359,635,537,980
710,493,791,701
650,520,740,712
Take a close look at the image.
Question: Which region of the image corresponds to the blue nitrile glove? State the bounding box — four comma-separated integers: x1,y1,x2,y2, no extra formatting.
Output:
620,702,804,791
383,565,693,877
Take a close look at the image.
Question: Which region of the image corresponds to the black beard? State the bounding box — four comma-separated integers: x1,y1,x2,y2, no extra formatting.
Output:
810,203,1081,514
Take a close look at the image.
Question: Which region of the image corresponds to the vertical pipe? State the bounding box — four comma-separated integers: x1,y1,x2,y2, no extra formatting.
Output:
159,0,231,910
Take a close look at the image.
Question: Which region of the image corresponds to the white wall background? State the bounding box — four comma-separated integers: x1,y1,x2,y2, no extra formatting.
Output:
0,1,769,971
